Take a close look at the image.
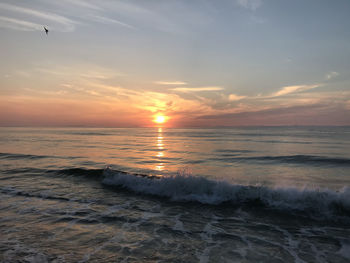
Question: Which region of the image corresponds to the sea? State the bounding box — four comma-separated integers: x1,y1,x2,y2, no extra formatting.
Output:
0,126,349,262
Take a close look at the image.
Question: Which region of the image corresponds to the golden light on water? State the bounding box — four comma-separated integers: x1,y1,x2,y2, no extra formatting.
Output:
156,127,165,171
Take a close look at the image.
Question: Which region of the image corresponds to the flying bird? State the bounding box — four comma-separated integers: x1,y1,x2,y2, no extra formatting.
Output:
44,27,49,35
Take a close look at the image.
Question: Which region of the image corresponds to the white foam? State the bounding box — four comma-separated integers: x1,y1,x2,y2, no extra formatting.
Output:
24,253,49,263
172,214,185,232
338,241,350,260
102,168,350,219
196,216,223,263
272,225,305,263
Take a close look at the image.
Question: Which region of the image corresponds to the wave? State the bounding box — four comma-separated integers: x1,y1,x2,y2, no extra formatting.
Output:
214,154,350,167
4,165,349,221
63,132,112,136
49,167,104,177
102,168,350,221
0,152,79,160
0,152,50,160
48,167,151,179
1,186,71,202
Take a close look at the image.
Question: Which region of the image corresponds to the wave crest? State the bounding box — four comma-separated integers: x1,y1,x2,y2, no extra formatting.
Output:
102,168,350,220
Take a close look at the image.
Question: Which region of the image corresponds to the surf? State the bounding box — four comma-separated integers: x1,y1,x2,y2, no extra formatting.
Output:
102,167,350,221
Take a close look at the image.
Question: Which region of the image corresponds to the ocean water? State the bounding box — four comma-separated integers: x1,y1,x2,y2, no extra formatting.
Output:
0,126,349,262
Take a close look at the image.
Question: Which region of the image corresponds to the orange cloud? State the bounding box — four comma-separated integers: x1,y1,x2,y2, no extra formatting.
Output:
171,86,224,92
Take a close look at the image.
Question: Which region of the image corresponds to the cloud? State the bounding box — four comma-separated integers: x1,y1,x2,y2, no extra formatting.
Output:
195,100,350,127
155,81,187,85
0,2,135,32
30,1,135,30
61,0,102,11
228,94,246,101
87,14,135,29
250,15,265,24
172,86,224,92
272,84,319,97
237,0,262,10
325,71,339,80
0,2,76,32
86,83,212,120
33,64,125,80
0,16,41,31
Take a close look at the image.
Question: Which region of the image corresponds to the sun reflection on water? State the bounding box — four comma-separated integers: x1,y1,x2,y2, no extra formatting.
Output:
156,128,165,171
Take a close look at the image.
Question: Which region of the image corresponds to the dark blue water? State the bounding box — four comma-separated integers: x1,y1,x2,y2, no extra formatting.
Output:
0,127,349,262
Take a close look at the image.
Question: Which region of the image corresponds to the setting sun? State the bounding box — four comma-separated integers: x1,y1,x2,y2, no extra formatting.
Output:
154,115,166,124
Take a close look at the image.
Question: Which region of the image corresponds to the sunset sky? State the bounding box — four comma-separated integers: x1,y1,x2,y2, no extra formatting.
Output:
1,0,350,127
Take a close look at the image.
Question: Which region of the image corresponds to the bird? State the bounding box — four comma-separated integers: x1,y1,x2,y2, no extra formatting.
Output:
44,26,49,35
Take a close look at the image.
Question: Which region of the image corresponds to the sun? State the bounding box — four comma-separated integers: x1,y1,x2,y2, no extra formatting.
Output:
154,115,166,124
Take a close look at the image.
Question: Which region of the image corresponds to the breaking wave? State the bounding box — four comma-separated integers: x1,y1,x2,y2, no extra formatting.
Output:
102,168,350,221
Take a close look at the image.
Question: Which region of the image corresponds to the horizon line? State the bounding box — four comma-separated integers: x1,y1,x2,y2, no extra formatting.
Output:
1,124,349,129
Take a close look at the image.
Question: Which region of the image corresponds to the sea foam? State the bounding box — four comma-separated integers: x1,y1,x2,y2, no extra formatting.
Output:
102,168,350,221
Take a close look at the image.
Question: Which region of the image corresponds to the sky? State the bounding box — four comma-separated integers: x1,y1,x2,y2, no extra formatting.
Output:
0,0,350,127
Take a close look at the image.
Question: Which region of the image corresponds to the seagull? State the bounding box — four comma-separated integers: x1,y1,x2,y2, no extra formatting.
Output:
44,27,49,35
